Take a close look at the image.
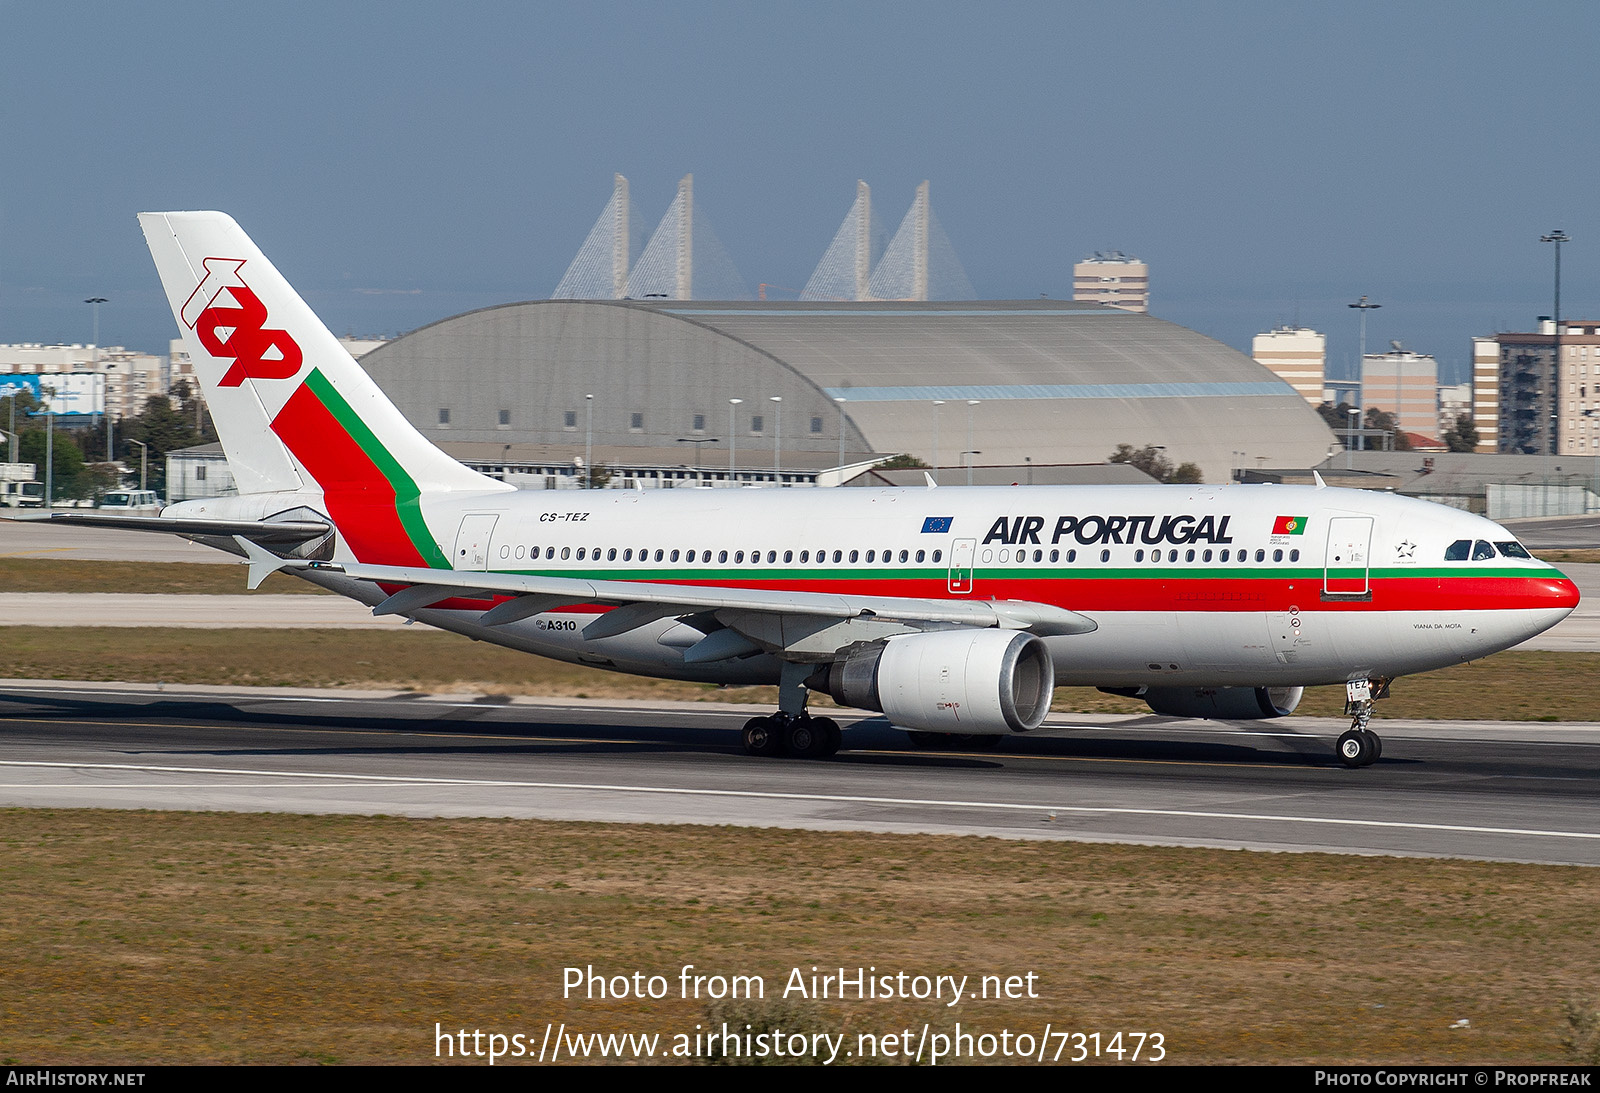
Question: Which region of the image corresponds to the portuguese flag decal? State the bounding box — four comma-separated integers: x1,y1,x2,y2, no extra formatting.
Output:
1273,515,1310,536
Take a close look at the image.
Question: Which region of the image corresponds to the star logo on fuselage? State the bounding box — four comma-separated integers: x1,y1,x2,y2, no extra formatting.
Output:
1396,540,1416,558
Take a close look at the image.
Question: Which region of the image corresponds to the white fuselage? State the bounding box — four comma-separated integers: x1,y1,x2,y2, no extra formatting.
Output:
170,481,1579,692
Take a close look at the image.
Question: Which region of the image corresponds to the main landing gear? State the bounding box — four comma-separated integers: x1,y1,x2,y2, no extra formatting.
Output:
740,661,843,759
1336,678,1388,768
741,712,842,759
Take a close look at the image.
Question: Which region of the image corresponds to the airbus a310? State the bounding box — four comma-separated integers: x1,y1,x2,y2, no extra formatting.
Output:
58,212,1580,767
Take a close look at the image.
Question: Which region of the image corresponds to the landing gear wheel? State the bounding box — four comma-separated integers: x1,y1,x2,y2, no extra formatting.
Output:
742,716,784,757
1363,729,1383,761
786,717,830,759
1337,729,1375,768
810,717,842,758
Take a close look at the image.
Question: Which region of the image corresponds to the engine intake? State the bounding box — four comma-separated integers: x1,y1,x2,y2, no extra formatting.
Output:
809,629,1055,735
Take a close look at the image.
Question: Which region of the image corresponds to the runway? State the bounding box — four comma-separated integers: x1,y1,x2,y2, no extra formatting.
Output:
1,680,1597,866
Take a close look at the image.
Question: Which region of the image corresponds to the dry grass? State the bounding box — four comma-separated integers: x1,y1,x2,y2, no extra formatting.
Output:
0,557,325,595
1,809,1597,1065
1534,549,1600,565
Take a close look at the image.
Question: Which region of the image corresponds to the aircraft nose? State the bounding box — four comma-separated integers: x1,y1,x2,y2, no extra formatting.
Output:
1537,575,1582,612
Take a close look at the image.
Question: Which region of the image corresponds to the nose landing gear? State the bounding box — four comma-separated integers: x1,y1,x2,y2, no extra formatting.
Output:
1337,678,1388,768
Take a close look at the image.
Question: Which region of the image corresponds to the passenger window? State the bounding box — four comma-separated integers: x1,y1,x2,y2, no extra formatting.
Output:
1220,549,1229,561
1185,549,1195,562
784,550,793,563
848,550,859,563
1444,539,1471,561
1254,549,1265,562
1099,549,1110,562
1472,540,1496,561
607,548,617,561
900,550,909,562
1135,549,1145,562
623,548,633,561
1273,549,1283,562
560,547,571,560
916,550,926,562
718,550,728,563
767,550,777,564
1289,549,1299,562
576,548,586,560
1202,549,1212,562
1496,541,1532,559
866,550,876,563
933,550,942,563
1168,549,1178,562
1049,549,1059,562
832,550,842,563
800,550,809,563
735,551,744,563
654,549,664,562
1066,549,1075,562
670,549,680,562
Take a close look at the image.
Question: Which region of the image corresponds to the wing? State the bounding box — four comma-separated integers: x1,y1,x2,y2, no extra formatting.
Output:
230,538,1096,663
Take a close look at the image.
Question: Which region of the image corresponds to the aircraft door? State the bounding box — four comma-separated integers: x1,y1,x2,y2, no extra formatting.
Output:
948,538,976,594
453,514,500,571
1323,516,1373,599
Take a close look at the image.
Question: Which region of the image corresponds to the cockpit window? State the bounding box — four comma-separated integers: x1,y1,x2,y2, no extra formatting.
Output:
1472,540,1496,561
1495,541,1532,559
1444,539,1470,561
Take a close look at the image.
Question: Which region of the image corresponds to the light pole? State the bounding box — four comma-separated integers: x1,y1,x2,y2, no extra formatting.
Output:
931,400,944,484
727,398,742,485
1348,295,1381,420
962,450,981,485
769,396,783,483
128,438,149,491
834,396,846,482
583,393,594,488
86,298,108,463
1543,230,1570,456
965,400,980,485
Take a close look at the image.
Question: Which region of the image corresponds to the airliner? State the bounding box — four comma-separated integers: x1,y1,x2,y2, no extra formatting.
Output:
58,212,1580,767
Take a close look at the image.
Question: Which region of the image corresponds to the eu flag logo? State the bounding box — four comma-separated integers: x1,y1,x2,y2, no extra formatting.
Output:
921,516,953,534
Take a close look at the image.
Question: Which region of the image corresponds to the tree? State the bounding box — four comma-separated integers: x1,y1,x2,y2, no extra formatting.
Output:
1108,444,1203,484
19,425,88,499
1364,408,1410,451
122,393,211,495
875,453,929,470
1443,412,1479,453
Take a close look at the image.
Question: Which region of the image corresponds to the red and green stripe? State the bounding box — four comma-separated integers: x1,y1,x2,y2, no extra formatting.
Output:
269,368,449,568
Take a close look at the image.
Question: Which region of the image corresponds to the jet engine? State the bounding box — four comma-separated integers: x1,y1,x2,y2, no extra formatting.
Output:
808,629,1055,735
1116,685,1305,720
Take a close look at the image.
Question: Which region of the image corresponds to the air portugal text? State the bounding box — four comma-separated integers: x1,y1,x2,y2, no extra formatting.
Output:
983,513,1236,548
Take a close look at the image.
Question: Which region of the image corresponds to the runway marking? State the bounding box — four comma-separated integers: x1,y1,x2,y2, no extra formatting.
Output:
3,759,1598,843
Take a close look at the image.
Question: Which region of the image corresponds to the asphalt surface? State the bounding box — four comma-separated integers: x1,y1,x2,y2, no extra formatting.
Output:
1,680,1596,866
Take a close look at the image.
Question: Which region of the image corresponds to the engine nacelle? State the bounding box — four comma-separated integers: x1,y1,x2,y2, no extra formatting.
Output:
1135,685,1305,720
809,629,1055,735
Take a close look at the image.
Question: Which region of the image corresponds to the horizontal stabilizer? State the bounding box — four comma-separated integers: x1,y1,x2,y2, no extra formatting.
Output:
51,512,331,547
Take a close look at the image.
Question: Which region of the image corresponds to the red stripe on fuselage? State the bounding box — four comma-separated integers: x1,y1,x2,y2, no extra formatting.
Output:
398,572,1577,616
270,384,429,567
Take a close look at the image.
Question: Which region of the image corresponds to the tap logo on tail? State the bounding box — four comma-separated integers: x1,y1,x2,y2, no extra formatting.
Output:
180,257,303,388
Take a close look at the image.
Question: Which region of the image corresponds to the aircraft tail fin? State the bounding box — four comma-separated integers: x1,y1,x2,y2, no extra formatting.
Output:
139,212,507,502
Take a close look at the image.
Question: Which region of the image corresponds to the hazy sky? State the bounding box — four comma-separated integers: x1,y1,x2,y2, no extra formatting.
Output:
3,1,1596,385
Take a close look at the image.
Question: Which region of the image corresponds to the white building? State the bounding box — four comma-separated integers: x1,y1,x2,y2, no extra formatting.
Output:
1362,344,1440,441
1252,326,1326,406
0,343,165,419
1072,252,1149,313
